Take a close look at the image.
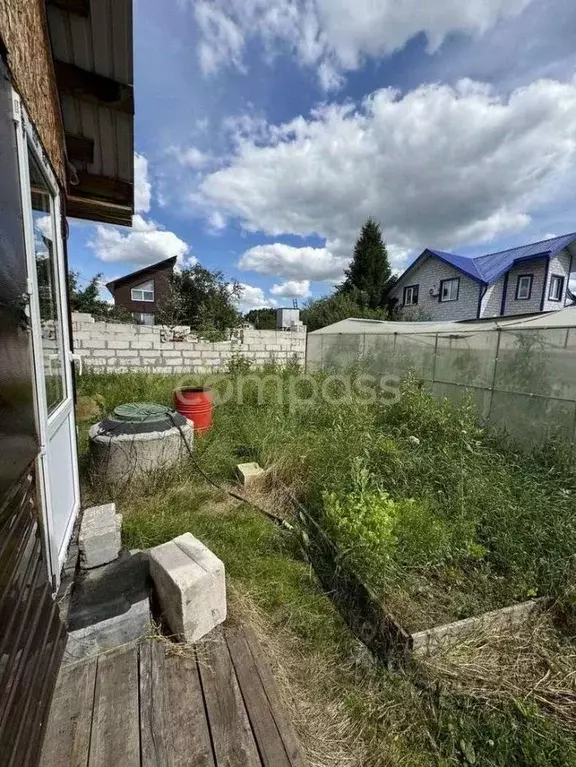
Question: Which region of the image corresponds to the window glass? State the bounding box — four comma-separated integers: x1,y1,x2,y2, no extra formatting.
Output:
133,312,154,326
440,278,459,301
517,275,532,300
131,279,154,302
29,150,65,414
404,285,418,306
549,275,564,301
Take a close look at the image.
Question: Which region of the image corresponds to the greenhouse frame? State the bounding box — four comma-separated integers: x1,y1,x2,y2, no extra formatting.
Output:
307,307,576,447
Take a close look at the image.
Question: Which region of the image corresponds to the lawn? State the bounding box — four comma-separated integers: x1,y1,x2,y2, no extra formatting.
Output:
77,367,576,766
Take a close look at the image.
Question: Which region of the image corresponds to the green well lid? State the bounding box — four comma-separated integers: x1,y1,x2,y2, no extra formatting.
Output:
99,402,186,435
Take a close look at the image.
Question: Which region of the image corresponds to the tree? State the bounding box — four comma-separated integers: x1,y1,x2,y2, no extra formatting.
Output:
67,270,132,322
340,218,392,309
160,264,241,338
243,308,276,329
301,292,387,332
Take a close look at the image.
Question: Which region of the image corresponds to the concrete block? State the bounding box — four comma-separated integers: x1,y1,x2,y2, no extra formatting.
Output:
149,533,226,642
117,357,140,366
181,350,203,360
130,340,153,350
161,350,183,358
237,462,265,486
107,339,130,349
64,599,151,663
139,350,161,358
79,503,122,569
83,338,107,349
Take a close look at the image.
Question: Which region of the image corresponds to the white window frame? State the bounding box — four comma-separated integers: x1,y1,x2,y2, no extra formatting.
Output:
404,285,418,306
13,91,80,583
548,274,564,302
131,279,154,302
516,274,533,301
439,278,460,302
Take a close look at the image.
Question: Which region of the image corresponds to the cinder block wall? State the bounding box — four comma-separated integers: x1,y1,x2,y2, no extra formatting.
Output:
71,314,307,374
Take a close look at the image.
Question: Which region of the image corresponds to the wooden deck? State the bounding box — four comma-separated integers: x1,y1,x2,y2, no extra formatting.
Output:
40,624,303,767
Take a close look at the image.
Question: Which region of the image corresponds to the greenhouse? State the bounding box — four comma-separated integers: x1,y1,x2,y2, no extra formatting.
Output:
307,307,576,447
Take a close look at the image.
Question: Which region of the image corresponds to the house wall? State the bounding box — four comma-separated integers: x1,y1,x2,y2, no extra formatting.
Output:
480,276,504,318
389,255,481,321
0,0,66,186
542,249,572,312
501,257,546,316
71,314,307,373
0,61,66,766
111,263,174,318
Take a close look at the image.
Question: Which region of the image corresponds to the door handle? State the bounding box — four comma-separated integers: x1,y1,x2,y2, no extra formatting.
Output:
68,351,83,376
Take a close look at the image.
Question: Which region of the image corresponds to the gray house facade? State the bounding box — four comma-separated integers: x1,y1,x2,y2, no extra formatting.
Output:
389,234,575,321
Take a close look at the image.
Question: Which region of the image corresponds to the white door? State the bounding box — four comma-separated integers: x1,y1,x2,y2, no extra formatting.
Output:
15,95,80,586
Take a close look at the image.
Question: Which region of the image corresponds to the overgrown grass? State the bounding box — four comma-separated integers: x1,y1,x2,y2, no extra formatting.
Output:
77,368,576,766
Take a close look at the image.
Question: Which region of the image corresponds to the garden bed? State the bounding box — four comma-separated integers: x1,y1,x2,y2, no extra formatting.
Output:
77,368,576,765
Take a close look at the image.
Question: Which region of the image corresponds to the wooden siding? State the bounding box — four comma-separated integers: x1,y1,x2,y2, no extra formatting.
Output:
0,467,67,767
0,0,66,186
110,261,175,318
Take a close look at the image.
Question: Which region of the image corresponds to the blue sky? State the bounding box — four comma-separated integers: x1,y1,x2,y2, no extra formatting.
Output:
68,0,576,311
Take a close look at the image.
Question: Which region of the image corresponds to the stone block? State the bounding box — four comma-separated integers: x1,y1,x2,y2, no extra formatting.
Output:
117,357,140,366
237,462,265,486
107,339,130,350
83,338,107,349
130,340,153,350
149,533,226,642
79,503,122,569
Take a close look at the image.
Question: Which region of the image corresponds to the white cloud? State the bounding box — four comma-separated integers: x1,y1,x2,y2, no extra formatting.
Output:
239,243,349,282
270,279,311,298
189,0,534,88
235,283,276,313
169,145,212,169
195,1,245,75
198,78,576,272
134,153,151,214
88,214,191,267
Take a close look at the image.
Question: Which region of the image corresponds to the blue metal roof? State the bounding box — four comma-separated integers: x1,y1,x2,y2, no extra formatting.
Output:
424,233,576,285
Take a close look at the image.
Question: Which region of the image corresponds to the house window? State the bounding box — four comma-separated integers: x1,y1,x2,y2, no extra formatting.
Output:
403,284,419,306
515,274,533,300
133,312,154,326
131,280,154,302
439,277,460,302
548,275,564,302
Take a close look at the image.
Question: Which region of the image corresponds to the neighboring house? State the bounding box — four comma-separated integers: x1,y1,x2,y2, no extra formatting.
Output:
389,233,576,321
0,1,134,763
106,256,177,325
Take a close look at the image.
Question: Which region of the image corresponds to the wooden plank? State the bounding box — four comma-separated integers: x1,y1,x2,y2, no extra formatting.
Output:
47,0,90,16
88,644,140,767
163,649,215,767
225,627,292,767
66,134,94,163
73,171,133,205
239,626,303,767
53,60,134,114
65,194,133,226
140,642,170,767
197,634,261,767
39,655,97,767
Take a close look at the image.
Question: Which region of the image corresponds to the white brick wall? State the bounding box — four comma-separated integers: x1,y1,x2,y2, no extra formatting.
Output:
391,251,574,321
71,317,307,374
389,255,481,321
542,250,572,312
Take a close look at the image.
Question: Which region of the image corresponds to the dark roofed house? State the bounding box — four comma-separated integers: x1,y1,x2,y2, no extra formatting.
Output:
106,256,177,325
389,233,576,321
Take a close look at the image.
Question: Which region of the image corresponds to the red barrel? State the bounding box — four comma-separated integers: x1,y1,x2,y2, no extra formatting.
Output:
173,386,213,434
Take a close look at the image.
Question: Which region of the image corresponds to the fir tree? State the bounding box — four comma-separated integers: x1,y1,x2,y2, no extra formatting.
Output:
341,218,391,308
